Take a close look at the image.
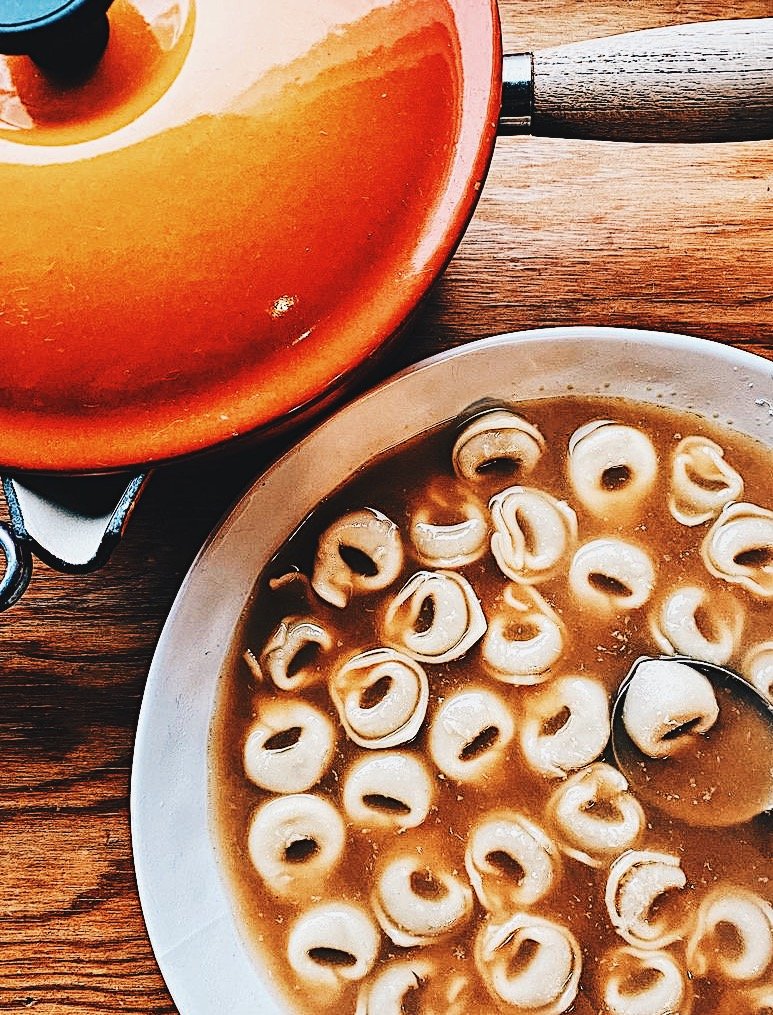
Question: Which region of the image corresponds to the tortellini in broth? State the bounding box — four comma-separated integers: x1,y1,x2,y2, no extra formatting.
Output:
215,396,772,1015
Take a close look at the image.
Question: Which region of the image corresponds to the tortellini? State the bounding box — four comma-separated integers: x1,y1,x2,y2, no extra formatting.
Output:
569,538,655,613
371,847,473,947
601,946,690,1015
428,687,516,784
621,658,718,759
287,902,380,991
743,984,773,1015
649,585,744,665
342,751,435,830
243,699,335,793
357,961,475,1015
489,486,577,584
567,420,657,520
247,794,345,898
605,850,689,949
465,811,560,912
547,763,645,867
481,585,564,684
453,409,545,483
519,675,610,778
356,959,434,1015
382,570,486,663
312,508,403,608
331,648,429,749
744,641,773,702
669,435,744,526
409,480,489,567
475,912,582,1014
687,887,773,982
257,615,334,690
231,401,772,1015
702,501,773,598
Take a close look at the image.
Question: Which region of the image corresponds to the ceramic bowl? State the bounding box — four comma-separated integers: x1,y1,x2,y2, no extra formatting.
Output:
130,325,773,1013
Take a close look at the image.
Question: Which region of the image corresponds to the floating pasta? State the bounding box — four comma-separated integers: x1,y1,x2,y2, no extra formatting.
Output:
452,409,546,483
247,794,345,899
621,658,719,759
218,397,773,1015
519,676,611,778
387,972,475,1015
464,810,560,913
567,420,658,520
409,479,489,567
481,585,564,684
669,435,744,526
602,946,689,1015
267,567,311,593
569,538,655,613
489,486,578,584
649,585,744,665
686,886,773,982
702,502,773,599
287,901,380,991
243,698,335,793
256,615,334,690
433,975,476,1015
342,751,434,830
355,958,434,1015
312,508,403,608
330,648,429,749
382,569,486,663
605,851,688,950
428,687,515,784
371,847,473,946
547,763,645,867
474,912,582,1014
744,641,773,702
743,984,773,1015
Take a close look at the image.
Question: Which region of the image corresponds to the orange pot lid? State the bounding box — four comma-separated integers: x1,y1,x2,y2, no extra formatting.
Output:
0,0,501,471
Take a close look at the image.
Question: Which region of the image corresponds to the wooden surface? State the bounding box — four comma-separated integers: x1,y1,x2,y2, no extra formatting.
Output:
1,1,771,1012
532,19,773,141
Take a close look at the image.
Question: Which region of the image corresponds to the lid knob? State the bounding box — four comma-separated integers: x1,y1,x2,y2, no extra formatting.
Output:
0,0,114,77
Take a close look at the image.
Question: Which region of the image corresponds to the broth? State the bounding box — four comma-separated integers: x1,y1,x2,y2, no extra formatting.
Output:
210,396,772,1015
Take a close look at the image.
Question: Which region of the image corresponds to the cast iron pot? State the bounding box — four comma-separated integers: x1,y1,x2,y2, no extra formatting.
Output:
0,0,771,606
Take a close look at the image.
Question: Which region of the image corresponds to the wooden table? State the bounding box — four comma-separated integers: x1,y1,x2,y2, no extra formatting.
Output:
1,2,771,1011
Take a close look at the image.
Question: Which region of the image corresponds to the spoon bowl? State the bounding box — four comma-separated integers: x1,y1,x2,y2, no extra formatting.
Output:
611,655,773,828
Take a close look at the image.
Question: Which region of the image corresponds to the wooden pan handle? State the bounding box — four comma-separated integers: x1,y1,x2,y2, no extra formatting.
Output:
502,19,773,142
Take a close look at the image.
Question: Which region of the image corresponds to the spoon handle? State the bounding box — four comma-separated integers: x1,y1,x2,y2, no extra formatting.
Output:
501,19,773,142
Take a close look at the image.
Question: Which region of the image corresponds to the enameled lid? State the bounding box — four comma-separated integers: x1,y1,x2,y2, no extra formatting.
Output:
0,0,500,471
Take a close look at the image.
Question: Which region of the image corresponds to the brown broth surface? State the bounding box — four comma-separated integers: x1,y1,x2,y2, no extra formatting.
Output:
210,396,773,1014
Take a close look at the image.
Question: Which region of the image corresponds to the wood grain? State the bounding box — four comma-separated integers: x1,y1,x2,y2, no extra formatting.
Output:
1,1,771,1012
532,20,773,141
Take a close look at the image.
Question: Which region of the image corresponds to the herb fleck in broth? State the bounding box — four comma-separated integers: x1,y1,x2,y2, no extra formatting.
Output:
210,396,772,1015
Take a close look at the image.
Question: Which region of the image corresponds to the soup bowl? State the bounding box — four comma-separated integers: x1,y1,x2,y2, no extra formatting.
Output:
131,325,773,1014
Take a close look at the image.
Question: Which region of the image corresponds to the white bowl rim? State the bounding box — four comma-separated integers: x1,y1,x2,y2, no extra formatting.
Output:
130,325,773,1015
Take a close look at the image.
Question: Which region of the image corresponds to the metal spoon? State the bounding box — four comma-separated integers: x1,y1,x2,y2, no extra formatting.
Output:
611,655,773,828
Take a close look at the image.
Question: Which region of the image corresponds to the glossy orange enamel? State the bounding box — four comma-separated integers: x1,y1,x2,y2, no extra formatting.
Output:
0,0,501,471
